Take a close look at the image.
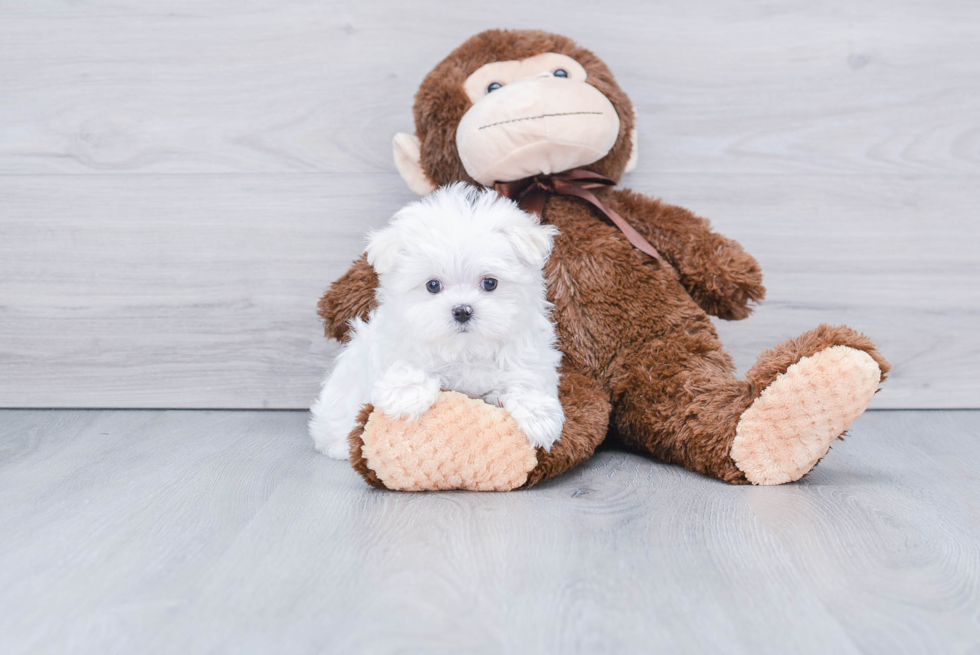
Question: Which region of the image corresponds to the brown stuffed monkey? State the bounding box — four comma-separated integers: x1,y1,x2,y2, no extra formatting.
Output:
318,29,890,491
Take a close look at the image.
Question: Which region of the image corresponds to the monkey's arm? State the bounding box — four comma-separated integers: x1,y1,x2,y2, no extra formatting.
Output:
608,188,765,321
317,254,379,342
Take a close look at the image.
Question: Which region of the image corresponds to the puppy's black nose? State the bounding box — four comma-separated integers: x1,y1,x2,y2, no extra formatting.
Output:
452,305,473,323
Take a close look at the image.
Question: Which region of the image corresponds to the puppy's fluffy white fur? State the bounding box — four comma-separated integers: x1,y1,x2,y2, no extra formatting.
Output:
310,183,564,459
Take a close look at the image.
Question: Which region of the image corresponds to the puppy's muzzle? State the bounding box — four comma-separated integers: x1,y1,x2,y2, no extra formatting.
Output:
452,305,473,324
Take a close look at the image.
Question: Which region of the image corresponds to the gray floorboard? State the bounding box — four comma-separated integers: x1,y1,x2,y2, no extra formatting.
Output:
1,409,979,654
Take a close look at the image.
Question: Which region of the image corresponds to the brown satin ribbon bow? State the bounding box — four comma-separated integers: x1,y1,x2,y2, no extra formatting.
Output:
493,169,663,261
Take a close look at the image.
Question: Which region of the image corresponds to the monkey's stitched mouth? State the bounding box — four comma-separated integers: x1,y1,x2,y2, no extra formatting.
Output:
478,111,603,131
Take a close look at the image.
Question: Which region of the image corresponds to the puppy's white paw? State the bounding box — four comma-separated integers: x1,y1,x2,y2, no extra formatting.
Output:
315,434,352,460
502,391,565,451
308,413,355,460
372,361,440,421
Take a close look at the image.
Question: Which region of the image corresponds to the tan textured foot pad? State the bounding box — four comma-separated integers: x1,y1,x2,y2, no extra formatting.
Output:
731,345,882,485
360,391,538,491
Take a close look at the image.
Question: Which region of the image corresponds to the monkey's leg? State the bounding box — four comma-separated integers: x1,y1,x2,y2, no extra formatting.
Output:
615,324,889,485
347,370,611,491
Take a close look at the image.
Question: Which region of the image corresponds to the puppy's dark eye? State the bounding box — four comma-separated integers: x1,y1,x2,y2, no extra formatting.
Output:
426,279,442,294
481,277,498,292
553,69,568,78
487,82,502,93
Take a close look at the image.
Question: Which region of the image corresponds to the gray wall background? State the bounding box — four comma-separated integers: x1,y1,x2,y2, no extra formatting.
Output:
1,0,977,409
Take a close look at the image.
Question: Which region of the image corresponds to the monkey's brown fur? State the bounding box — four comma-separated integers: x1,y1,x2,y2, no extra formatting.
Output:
325,30,890,488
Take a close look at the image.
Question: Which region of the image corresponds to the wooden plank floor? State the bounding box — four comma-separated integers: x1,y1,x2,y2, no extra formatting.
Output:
1,409,978,653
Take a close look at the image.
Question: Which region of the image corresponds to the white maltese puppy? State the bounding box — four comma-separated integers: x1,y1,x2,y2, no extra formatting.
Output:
310,183,565,460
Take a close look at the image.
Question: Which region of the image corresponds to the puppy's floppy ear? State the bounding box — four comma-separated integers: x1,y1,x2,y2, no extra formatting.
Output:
365,222,403,276
501,219,559,269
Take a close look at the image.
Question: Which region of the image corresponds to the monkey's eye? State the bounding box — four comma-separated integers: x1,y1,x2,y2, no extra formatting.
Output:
487,82,502,93
481,277,498,292
426,279,443,294
553,69,568,78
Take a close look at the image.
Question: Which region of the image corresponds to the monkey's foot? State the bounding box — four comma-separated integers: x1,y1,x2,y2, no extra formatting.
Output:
731,345,882,485
348,391,538,491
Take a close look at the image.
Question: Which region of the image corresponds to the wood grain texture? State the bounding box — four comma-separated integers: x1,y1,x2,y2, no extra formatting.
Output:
0,174,413,409
1,174,975,408
1,1,977,177
1,409,978,653
0,0,978,409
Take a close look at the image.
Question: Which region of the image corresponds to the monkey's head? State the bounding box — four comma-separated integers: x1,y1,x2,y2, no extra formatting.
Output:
393,30,637,194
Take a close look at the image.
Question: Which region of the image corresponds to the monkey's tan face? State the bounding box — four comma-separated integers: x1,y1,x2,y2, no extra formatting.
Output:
455,53,621,185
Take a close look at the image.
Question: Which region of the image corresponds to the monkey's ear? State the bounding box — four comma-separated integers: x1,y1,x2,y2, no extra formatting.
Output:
624,126,639,174
393,133,436,195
